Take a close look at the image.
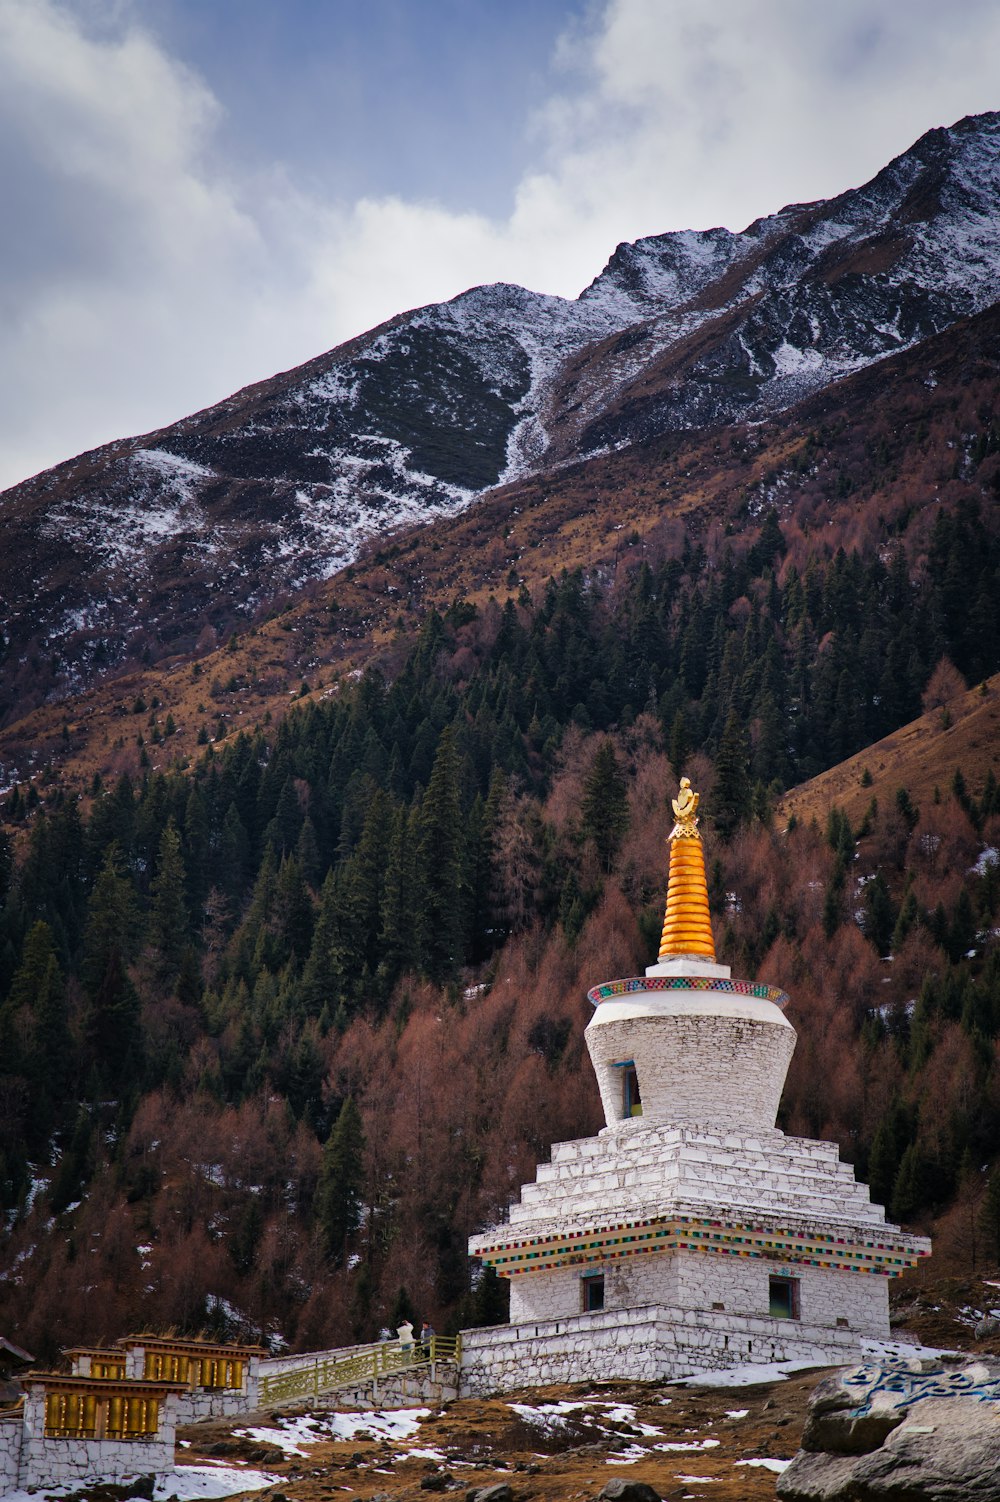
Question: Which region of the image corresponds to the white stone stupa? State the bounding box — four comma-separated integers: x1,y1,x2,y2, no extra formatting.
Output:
461,780,930,1393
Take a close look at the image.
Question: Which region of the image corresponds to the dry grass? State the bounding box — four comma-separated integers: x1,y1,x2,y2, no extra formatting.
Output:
777,673,1000,832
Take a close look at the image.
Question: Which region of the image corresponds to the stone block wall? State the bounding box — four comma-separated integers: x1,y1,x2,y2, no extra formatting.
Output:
508,1246,889,1337
17,1387,176,1490
668,1253,889,1336
0,1411,22,1491
587,1003,796,1133
502,1125,890,1238
322,1366,460,1411
460,1301,864,1397
461,1307,664,1396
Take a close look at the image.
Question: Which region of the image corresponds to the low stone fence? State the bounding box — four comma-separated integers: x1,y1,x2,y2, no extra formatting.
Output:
459,1302,861,1395
0,1409,22,1492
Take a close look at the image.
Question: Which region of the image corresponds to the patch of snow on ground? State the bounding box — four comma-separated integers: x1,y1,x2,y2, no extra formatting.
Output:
736,1458,792,1473
237,1407,431,1456
151,1465,279,1500
0,1468,279,1502
956,1304,1000,1327
726,1409,750,1419
656,1439,721,1453
606,1445,647,1465
131,448,214,492
861,1336,956,1361
670,1360,818,1387
597,1403,662,1436
508,1400,587,1428
772,341,825,376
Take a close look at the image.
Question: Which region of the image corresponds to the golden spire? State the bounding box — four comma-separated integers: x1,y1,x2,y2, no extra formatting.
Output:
657,778,716,962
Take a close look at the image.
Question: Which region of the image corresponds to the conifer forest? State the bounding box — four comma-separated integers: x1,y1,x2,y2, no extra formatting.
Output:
2,495,1000,1360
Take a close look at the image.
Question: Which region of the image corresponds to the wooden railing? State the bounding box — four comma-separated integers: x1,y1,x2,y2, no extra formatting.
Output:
258,1335,462,1406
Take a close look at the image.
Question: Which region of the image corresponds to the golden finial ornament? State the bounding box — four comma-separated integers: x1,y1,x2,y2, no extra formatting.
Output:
658,778,716,962
670,777,700,837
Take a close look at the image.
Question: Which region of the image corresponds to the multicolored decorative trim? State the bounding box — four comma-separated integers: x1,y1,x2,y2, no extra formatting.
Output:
587,975,790,1009
473,1214,928,1280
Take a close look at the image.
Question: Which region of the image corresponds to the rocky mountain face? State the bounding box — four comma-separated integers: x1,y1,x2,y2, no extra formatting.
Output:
2,110,999,724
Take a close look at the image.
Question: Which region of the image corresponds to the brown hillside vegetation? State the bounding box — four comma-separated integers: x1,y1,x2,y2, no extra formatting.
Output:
778,671,1000,832
1,714,998,1359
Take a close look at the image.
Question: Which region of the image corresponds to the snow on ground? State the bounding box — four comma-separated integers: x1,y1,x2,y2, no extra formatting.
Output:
736,1458,792,1473
606,1445,648,1466
0,1467,278,1502
861,1336,956,1361
656,1439,720,1452
670,1360,818,1388
236,1406,431,1456
509,1397,663,1438
151,1465,280,1500
666,1335,958,1390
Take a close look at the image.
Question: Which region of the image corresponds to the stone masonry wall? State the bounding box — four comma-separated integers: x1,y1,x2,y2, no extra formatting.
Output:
17,1388,177,1491
587,1006,796,1133
0,1412,22,1491
317,1367,460,1411
508,1247,889,1337
461,1307,664,1396
460,1302,864,1397
501,1126,889,1239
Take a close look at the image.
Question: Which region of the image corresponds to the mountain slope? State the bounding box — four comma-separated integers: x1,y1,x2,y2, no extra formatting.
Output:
2,111,1000,726
3,287,1000,800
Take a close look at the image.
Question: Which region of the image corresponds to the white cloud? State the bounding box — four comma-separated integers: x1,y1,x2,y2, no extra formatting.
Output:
1,0,999,490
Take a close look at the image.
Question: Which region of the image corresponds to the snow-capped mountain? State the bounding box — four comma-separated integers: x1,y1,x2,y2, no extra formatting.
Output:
2,110,1000,718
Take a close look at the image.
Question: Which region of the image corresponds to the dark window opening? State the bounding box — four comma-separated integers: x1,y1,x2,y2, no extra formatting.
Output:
622,1066,642,1118
582,1274,605,1312
769,1275,799,1320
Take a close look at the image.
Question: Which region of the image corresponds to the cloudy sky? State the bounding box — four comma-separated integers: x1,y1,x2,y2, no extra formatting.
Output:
2,0,999,491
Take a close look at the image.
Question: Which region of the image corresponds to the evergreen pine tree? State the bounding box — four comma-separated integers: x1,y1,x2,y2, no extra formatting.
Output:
316,1097,365,1265
892,889,919,952
711,711,751,839
417,728,466,984
469,1264,510,1327
150,819,189,984
581,740,629,872
978,1166,1000,1265
378,804,420,994
667,711,690,781
83,847,142,1092
218,802,251,904
890,1141,928,1223
301,870,350,1020
863,874,895,956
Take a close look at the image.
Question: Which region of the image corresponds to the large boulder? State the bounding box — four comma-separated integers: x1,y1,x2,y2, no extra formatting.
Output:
778,1355,1000,1501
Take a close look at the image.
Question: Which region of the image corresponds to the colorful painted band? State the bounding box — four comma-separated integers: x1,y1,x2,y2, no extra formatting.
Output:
587,975,790,1009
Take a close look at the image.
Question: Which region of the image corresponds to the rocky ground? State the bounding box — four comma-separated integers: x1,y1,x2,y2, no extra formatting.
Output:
168,1279,1000,1502
179,1370,823,1502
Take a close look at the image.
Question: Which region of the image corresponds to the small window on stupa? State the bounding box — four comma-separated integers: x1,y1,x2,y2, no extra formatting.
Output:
769,1276,799,1320
581,1274,605,1312
622,1066,642,1118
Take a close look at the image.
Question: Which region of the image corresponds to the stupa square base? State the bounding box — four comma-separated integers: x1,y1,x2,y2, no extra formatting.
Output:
459,1302,866,1396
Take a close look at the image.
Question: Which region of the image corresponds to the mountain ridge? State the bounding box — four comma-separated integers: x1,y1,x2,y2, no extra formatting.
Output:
2,110,1000,728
